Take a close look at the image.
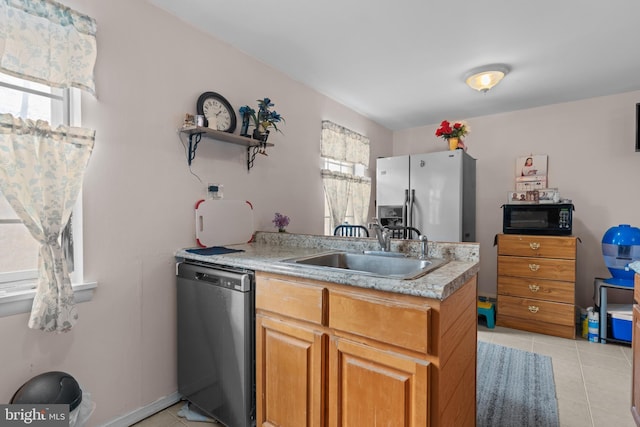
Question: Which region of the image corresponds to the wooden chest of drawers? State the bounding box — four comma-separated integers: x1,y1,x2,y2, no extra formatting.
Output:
496,234,578,339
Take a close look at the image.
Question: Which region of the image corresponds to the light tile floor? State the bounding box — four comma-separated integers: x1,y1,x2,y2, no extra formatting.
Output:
478,325,634,427
133,325,634,427
131,402,223,427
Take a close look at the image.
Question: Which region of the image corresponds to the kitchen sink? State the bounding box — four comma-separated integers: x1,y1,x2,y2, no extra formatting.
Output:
283,251,447,280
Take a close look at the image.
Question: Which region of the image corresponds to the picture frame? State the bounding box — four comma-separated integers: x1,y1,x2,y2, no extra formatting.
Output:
515,154,548,178
537,188,559,204
508,191,539,203
508,188,559,204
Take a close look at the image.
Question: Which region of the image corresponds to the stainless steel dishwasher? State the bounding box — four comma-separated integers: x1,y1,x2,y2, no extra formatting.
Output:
177,261,255,427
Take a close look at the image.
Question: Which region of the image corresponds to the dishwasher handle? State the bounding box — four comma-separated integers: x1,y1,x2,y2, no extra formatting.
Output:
195,272,216,282
178,262,253,292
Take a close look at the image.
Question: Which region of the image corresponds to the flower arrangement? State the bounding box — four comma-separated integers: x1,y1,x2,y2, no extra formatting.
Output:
239,98,285,135
435,120,469,140
272,212,290,232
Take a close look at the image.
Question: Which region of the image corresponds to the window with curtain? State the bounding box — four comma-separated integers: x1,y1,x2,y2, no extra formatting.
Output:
0,0,97,332
320,120,371,235
0,73,72,289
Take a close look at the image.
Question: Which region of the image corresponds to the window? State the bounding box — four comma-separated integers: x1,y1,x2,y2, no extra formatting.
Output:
320,121,371,235
321,158,366,234
0,72,82,292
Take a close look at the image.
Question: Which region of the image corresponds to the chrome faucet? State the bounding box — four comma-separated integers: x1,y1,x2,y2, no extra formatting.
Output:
368,218,391,252
419,235,429,259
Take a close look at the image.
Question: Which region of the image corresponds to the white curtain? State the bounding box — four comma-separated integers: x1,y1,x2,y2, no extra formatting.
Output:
0,0,97,94
321,170,351,229
350,176,371,226
0,114,94,332
320,121,371,230
0,0,97,332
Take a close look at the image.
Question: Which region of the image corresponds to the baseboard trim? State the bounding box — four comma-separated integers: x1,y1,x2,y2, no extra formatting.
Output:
98,391,182,427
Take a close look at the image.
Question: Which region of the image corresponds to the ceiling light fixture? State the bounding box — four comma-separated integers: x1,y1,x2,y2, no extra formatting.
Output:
464,64,510,93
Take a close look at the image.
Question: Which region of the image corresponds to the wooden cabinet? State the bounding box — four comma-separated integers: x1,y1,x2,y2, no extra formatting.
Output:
256,315,326,427
632,273,640,426
329,337,429,427
255,271,478,427
496,234,577,339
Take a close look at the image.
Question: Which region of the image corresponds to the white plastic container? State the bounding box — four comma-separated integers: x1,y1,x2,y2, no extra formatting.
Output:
587,307,599,343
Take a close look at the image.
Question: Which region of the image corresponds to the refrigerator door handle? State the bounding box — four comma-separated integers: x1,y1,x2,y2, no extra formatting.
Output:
403,189,409,227
408,189,415,229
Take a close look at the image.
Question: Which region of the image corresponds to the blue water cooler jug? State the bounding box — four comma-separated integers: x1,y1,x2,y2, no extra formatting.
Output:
602,224,640,287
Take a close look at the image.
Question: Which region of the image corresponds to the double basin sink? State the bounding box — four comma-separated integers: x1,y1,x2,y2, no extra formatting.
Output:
283,251,447,280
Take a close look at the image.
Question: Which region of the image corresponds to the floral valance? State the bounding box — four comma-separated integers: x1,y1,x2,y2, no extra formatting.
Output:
320,120,370,168
0,0,97,94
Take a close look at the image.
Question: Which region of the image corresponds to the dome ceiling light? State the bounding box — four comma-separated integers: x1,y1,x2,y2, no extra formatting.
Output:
465,64,510,93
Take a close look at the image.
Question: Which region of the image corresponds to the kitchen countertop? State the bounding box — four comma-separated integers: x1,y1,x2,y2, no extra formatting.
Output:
175,231,480,301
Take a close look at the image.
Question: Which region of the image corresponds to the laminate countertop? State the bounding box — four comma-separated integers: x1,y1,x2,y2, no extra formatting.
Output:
175,231,480,301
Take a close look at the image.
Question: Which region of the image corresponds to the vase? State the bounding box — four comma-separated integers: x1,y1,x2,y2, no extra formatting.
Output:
240,114,250,137
448,137,460,150
278,228,286,233
252,128,270,143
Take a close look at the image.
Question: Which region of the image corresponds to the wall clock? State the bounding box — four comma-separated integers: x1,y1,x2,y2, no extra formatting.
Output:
196,91,237,133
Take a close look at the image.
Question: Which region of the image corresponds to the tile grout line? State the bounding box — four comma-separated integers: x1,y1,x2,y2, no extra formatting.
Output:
576,341,596,427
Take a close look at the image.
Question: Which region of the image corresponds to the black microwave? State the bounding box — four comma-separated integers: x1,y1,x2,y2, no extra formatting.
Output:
502,203,574,235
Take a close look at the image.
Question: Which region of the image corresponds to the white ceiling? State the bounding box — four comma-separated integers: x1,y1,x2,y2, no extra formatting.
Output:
149,0,640,131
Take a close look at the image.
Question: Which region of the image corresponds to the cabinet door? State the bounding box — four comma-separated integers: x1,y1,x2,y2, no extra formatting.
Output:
329,337,429,427
632,304,640,426
256,315,326,427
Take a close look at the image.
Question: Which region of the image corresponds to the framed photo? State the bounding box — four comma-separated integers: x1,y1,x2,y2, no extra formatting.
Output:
508,191,540,203
516,154,548,178
537,188,559,203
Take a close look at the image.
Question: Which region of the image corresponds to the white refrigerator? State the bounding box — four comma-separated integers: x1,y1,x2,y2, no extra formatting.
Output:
376,150,476,242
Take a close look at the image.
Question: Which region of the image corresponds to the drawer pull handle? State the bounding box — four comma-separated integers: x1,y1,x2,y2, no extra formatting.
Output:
528,305,539,313
528,284,540,292
528,264,540,271
529,242,540,250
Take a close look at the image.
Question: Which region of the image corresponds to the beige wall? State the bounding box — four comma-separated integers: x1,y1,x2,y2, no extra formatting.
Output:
0,0,391,424
394,90,640,309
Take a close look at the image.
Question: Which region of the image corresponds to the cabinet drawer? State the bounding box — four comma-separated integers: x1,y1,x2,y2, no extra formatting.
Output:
498,275,574,304
498,256,575,282
256,275,326,325
498,234,577,259
329,290,430,354
498,295,574,326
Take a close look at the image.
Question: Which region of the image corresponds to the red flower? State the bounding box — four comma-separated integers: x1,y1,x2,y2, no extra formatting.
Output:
435,119,469,141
